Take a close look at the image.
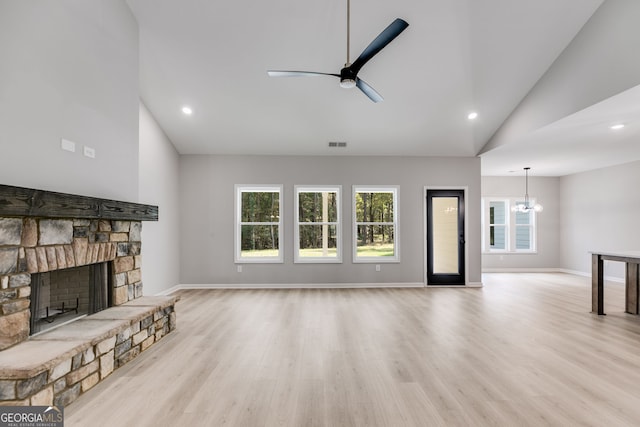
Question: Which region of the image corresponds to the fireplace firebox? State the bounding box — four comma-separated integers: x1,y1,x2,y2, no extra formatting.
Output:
29,262,112,335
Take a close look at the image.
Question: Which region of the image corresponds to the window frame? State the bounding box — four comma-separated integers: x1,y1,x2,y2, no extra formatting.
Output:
513,201,536,252
487,198,509,252
481,197,538,253
352,185,400,263
235,184,284,263
294,185,342,264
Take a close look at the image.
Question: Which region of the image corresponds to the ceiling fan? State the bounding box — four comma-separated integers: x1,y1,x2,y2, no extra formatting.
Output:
267,0,409,103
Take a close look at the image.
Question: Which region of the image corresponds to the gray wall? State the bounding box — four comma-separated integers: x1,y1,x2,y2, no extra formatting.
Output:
482,176,560,270
138,103,181,295
560,160,640,280
0,1,139,202
179,155,482,286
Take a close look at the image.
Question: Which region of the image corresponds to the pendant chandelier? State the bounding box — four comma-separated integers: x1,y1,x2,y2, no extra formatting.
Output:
511,167,543,213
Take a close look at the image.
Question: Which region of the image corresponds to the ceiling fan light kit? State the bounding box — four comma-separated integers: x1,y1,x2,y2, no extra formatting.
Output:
267,0,408,102
339,78,357,89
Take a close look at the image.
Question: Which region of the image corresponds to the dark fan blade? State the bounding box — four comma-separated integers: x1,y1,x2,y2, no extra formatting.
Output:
356,78,383,103
350,18,409,75
267,70,339,78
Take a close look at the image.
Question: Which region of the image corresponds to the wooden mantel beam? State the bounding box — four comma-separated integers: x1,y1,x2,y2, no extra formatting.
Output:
0,184,158,221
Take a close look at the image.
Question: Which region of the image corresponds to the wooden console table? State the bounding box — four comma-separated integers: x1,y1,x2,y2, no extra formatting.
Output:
591,251,640,315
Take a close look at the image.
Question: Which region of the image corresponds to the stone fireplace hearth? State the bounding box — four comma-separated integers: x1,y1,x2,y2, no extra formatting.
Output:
0,184,178,407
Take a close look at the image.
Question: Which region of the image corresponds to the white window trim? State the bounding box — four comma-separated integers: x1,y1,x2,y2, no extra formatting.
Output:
352,185,400,263
294,185,342,263
482,197,510,253
481,197,538,254
235,184,284,263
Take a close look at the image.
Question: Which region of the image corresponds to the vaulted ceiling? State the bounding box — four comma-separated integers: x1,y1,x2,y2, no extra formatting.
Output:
125,0,640,176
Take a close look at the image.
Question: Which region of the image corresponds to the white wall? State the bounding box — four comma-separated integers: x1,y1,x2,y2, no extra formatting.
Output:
481,0,640,154
481,176,560,270
138,103,180,295
560,160,640,280
179,155,482,286
0,1,139,202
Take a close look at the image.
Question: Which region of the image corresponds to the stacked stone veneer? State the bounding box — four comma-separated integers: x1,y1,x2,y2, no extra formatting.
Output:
0,298,177,406
0,217,144,350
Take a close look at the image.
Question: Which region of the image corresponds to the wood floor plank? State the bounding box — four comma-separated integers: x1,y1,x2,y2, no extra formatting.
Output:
65,274,640,426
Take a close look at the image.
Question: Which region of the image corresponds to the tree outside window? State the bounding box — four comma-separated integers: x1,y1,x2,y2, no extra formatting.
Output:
235,185,283,263
353,186,399,262
295,186,341,263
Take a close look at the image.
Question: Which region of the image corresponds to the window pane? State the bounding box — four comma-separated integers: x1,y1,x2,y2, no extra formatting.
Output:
490,225,506,250
241,192,279,222
356,225,395,257
240,225,279,257
298,192,338,223
432,197,459,274
355,192,394,222
515,206,531,225
516,225,531,250
298,225,338,258
489,201,505,225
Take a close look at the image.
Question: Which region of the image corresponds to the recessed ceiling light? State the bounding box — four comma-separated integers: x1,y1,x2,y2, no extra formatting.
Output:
182,106,193,115
468,112,478,120
610,123,625,130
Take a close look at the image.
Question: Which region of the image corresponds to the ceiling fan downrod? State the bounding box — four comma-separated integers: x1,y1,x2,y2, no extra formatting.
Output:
341,0,357,88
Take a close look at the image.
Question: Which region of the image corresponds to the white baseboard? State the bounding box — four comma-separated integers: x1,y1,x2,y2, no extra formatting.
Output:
466,282,483,288
482,268,563,273
481,268,625,284
159,282,426,293
425,282,483,288
559,268,589,278
155,285,183,296
558,268,624,284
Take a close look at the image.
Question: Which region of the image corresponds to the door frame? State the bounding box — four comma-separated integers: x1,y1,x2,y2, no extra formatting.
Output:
423,186,469,286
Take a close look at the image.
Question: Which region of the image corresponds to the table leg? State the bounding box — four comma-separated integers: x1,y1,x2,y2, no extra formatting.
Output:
592,254,604,315
625,263,639,314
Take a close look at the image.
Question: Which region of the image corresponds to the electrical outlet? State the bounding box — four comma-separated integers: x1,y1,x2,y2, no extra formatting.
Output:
83,146,96,158
237,265,243,273
375,264,381,272
61,138,76,152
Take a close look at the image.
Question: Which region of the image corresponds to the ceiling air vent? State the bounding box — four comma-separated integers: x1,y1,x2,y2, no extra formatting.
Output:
328,142,347,148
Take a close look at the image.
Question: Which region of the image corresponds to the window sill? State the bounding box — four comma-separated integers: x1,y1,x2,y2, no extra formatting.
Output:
482,251,538,255
353,258,400,264
294,259,343,264
235,259,284,264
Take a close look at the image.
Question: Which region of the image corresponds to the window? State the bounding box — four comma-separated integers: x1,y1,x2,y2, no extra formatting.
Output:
482,198,537,252
353,186,399,262
514,202,533,251
235,185,283,263
488,200,507,250
294,186,341,263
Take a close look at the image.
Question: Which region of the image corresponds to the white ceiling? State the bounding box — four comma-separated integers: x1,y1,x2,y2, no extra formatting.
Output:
126,0,628,176
480,84,640,176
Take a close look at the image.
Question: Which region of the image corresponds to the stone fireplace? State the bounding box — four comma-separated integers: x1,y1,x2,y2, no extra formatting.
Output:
0,216,145,348
0,184,178,406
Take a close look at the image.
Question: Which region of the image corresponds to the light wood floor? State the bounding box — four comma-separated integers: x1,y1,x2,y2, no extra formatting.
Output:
66,274,640,426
